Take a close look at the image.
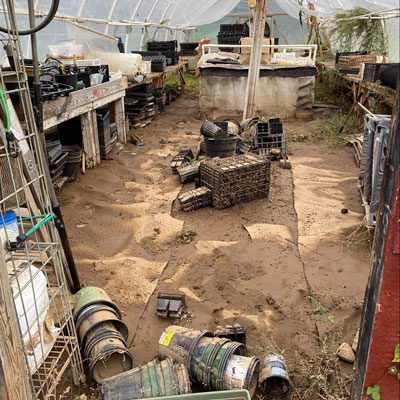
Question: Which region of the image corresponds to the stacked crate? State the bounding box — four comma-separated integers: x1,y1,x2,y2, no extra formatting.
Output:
199,154,270,209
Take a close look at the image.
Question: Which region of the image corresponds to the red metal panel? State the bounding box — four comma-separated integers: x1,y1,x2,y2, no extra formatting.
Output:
363,172,400,399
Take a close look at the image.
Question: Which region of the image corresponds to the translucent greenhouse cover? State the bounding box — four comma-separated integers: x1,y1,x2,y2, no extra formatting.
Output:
1,0,399,60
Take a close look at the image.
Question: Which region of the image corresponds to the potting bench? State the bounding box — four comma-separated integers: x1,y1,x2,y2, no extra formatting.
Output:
42,76,128,169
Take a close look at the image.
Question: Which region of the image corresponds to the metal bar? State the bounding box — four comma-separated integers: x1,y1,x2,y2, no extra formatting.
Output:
104,0,118,35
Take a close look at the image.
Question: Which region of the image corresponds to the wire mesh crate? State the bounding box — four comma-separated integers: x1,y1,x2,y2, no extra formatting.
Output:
199,154,270,209
0,3,83,398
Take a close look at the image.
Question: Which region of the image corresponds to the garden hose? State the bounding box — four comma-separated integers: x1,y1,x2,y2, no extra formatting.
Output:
0,86,18,158
0,0,60,35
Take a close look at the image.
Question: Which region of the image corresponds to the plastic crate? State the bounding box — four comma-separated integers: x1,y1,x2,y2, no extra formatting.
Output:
257,122,269,136
363,63,400,83
200,154,270,209
146,391,251,400
269,118,283,134
254,132,285,154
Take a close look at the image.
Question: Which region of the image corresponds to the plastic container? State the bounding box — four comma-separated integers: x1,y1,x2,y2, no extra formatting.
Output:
102,358,191,400
49,43,83,58
55,74,78,91
10,264,54,374
0,210,19,246
94,52,142,82
90,73,104,86
204,135,238,158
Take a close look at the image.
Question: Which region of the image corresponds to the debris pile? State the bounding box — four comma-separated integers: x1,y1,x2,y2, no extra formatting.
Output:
178,187,213,211
72,287,292,399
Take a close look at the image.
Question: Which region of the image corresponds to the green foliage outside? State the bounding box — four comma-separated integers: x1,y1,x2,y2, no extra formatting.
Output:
331,7,388,55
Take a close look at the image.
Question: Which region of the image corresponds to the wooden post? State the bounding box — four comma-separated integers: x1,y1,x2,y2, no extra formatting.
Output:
351,81,400,399
243,0,269,120
114,98,127,144
0,252,33,400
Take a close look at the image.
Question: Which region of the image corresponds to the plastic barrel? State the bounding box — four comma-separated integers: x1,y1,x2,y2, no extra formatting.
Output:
223,355,260,397
101,358,191,400
158,326,212,373
88,337,133,384
204,135,238,158
259,355,292,397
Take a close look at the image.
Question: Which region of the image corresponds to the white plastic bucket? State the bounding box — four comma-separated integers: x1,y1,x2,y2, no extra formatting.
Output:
10,264,55,374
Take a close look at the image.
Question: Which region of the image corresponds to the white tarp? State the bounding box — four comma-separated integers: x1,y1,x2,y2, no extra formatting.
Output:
1,0,398,60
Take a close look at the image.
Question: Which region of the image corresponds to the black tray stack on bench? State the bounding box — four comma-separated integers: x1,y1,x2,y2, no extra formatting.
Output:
125,83,157,128
146,40,179,65
96,108,117,159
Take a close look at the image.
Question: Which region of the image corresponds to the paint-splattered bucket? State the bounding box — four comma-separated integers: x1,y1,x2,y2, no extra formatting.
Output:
259,355,292,397
101,358,191,399
158,325,212,373
210,340,247,390
223,354,260,397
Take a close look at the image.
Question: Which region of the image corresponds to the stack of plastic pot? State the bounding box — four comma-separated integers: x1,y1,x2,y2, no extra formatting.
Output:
101,358,191,400
158,326,260,396
74,287,133,384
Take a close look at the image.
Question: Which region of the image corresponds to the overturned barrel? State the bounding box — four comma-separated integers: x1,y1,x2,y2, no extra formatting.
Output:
101,358,191,400
204,135,238,159
158,325,212,373
200,121,224,139
158,326,258,394
259,355,292,398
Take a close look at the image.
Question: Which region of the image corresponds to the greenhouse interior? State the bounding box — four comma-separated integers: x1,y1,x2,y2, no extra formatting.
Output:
0,0,399,399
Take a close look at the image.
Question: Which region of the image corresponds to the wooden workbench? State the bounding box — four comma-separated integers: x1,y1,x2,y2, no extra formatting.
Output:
317,61,396,114
42,77,128,168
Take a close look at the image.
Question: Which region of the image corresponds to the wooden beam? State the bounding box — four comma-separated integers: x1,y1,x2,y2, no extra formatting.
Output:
272,18,289,44
0,252,33,400
243,0,269,120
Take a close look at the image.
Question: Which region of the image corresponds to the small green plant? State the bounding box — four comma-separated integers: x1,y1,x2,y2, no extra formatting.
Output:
175,230,196,244
366,384,381,400
299,288,334,323
315,113,360,148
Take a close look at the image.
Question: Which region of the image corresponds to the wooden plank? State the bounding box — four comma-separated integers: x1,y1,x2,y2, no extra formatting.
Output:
114,98,126,144
81,113,95,168
43,90,125,130
42,77,127,122
0,251,33,400
91,111,100,165
243,0,269,119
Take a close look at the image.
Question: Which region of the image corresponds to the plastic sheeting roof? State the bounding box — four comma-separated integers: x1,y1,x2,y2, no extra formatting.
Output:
2,1,399,58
